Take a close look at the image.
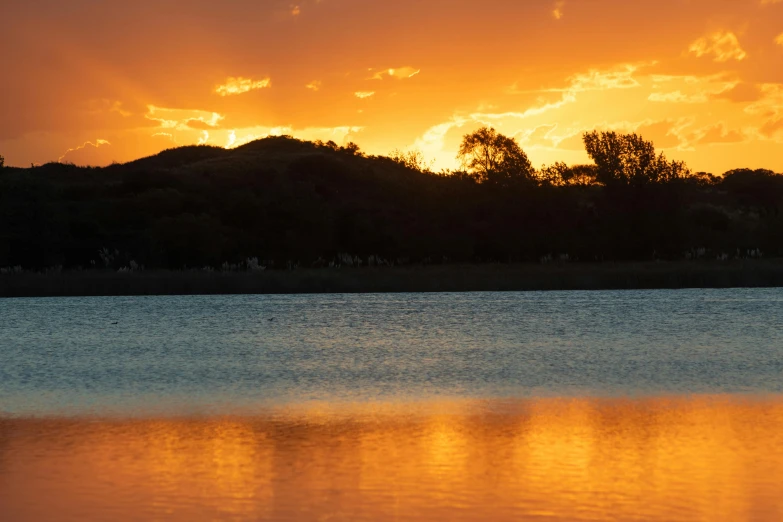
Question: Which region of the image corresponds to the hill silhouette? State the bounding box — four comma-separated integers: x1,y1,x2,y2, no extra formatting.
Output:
1,135,782,272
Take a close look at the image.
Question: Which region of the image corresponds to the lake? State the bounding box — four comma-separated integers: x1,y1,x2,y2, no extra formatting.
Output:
1,290,783,521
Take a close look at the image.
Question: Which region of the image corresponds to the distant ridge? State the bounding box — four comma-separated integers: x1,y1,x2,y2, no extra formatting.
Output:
1,135,782,273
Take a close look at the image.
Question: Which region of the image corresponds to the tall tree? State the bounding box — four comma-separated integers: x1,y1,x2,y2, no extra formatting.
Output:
458,127,535,185
583,131,689,185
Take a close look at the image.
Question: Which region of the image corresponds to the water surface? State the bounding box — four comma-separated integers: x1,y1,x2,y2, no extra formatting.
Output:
1,290,782,521
2,290,783,414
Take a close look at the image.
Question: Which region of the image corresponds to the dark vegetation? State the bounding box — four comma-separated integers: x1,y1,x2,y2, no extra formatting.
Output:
1,130,782,275
3,262,783,298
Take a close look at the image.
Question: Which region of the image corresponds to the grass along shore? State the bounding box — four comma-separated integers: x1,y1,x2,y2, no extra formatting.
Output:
2,260,783,298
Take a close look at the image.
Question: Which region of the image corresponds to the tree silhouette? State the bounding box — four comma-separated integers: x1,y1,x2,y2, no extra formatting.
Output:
2,134,782,271
0,154,4,169
342,142,362,156
583,131,690,185
389,148,434,173
458,127,534,185
565,164,600,186
538,162,598,187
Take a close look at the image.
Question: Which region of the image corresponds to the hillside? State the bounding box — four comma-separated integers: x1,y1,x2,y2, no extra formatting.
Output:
1,136,782,271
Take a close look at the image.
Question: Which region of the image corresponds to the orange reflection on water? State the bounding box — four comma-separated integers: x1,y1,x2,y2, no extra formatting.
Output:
2,396,783,521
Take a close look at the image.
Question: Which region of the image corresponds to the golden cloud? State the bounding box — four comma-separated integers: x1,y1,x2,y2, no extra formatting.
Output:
87,99,131,118
563,63,649,92
151,132,177,144
517,124,559,147
306,80,322,91
759,118,783,139
186,119,219,131
470,94,577,121
354,91,375,99
370,67,421,80
691,123,746,145
146,105,224,130
745,83,783,116
745,84,783,140
712,82,763,103
509,63,648,96
58,139,111,163
648,76,737,104
552,1,565,20
776,33,783,46
688,32,747,62
215,77,271,97
649,91,708,103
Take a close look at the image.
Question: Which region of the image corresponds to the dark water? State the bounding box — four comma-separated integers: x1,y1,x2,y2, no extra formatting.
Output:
2,290,783,414
1,290,783,521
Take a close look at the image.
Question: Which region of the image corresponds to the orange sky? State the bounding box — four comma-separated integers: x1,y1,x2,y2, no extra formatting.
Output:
1,0,782,172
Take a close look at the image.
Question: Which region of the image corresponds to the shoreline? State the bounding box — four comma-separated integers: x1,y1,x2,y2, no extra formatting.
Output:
2,261,783,298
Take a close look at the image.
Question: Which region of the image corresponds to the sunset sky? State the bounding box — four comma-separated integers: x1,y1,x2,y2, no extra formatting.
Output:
2,0,782,172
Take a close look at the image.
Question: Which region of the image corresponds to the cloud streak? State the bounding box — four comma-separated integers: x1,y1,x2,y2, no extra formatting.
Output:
689,32,747,62
146,106,224,130
58,139,111,163
370,67,421,80
215,77,271,97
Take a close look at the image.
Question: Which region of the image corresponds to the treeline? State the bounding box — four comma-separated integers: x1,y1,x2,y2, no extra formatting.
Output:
0,130,782,271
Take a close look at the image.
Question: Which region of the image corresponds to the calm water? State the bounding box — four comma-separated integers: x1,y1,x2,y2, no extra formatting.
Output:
1,290,783,521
